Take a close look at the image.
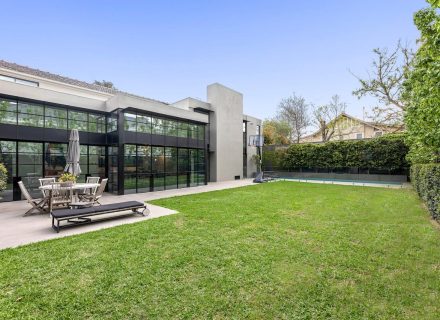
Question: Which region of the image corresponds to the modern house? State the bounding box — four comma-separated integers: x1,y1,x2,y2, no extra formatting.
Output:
0,60,262,202
300,112,403,143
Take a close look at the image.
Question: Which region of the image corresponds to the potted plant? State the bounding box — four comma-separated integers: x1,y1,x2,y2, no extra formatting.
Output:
58,172,76,187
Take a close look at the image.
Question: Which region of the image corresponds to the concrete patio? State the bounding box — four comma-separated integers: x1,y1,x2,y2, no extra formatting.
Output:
0,179,254,250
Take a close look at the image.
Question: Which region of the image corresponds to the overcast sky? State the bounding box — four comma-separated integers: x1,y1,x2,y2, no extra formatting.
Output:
1,0,426,121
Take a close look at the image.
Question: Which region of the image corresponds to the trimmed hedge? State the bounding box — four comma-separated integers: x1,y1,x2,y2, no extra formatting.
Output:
263,134,408,172
410,164,440,220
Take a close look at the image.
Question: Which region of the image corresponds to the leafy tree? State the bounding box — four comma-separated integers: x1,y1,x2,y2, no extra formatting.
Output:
262,119,291,145
403,5,440,163
352,41,413,125
312,95,347,141
277,93,310,143
93,80,117,89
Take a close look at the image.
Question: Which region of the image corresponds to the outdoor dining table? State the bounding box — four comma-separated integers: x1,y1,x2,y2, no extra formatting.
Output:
39,183,100,213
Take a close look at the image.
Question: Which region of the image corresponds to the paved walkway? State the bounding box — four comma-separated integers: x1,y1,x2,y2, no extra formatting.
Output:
0,179,254,250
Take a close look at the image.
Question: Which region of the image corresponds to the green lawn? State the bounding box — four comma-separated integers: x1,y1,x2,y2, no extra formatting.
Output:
1,182,440,319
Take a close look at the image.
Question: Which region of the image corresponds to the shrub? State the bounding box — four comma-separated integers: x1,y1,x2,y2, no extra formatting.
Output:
264,134,408,172
262,149,286,171
410,164,440,220
0,163,7,194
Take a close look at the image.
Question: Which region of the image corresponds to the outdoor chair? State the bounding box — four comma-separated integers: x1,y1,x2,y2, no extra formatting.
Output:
39,177,56,198
18,181,48,216
79,178,107,205
79,176,100,196
50,183,73,208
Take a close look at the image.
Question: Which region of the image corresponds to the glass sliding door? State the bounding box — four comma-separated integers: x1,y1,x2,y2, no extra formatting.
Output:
137,145,151,193
177,148,189,188
0,141,16,202
108,146,119,194
88,146,105,179
44,143,67,178
152,146,165,191
18,142,43,198
124,144,137,194
164,147,177,190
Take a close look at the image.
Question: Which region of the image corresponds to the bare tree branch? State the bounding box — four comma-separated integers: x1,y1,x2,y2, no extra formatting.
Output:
277,93,310,143
351,40,414,125
313,95,347,142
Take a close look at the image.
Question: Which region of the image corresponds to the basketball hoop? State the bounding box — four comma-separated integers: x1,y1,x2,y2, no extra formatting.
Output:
248,135,264,147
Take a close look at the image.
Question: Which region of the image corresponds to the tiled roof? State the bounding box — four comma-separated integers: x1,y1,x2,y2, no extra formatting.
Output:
0,60,169,105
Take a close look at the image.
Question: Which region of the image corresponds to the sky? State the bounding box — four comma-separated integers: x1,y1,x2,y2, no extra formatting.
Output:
0,0,427,121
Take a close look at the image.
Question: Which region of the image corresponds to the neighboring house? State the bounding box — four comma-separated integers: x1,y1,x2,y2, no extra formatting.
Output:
0,60,262,202
300,112,403,143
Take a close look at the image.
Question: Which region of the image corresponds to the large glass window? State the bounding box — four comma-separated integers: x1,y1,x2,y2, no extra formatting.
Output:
178,122,188,138
0,98,17,125
188,124,198,140
17,102,44,127
124,113,137,132
107,114,118,133
88,146,106,179
137,115,151,134
178,148,189,188
68,110,88,131
88,114,106,133
197,125,205,141
44,143,67,177
152,118,164,135
0,141,16,202
124,144,137,194
152,147,164,173
164,147,177,190
137,145,151,193
18,142,43,198
45,106,67,129
164,120,178,137
108,146,119,193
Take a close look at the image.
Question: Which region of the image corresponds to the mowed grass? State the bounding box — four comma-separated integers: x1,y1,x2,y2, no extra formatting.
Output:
1,182,440,319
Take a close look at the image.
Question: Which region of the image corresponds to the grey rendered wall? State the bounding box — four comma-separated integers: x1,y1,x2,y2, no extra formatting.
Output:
207,83,243,182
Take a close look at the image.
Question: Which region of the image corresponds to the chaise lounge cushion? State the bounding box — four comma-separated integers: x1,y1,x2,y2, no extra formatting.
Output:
52,201,145,218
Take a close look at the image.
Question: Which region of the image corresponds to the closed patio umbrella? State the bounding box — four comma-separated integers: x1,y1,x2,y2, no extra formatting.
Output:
64,129,81,176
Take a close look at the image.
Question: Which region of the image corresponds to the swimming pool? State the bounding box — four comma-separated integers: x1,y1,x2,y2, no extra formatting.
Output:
276,177,404,188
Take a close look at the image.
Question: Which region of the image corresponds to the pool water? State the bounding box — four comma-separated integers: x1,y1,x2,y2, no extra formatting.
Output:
278,177,403,187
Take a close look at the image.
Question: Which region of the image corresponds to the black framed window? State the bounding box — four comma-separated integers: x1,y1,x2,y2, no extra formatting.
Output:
17,102,44,127
44,143,67,177
137,145,151,193
0,98,17,125
124,144,137,194
45,106,67,129
88,113,106,133
152,118,164,135
0,141,16,202
18,142,43,198
136,114,151,134
178,122,188,138
164,147,177,189
88,146,106,179
68,110,88,131
197,125,205,141
124,113,137,132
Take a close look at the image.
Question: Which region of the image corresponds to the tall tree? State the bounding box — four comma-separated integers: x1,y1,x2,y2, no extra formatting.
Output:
262,118,291,145
277,93,310,143
352,41,414,125
403,4,440,163
312,95,347,142
93,80,117,89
